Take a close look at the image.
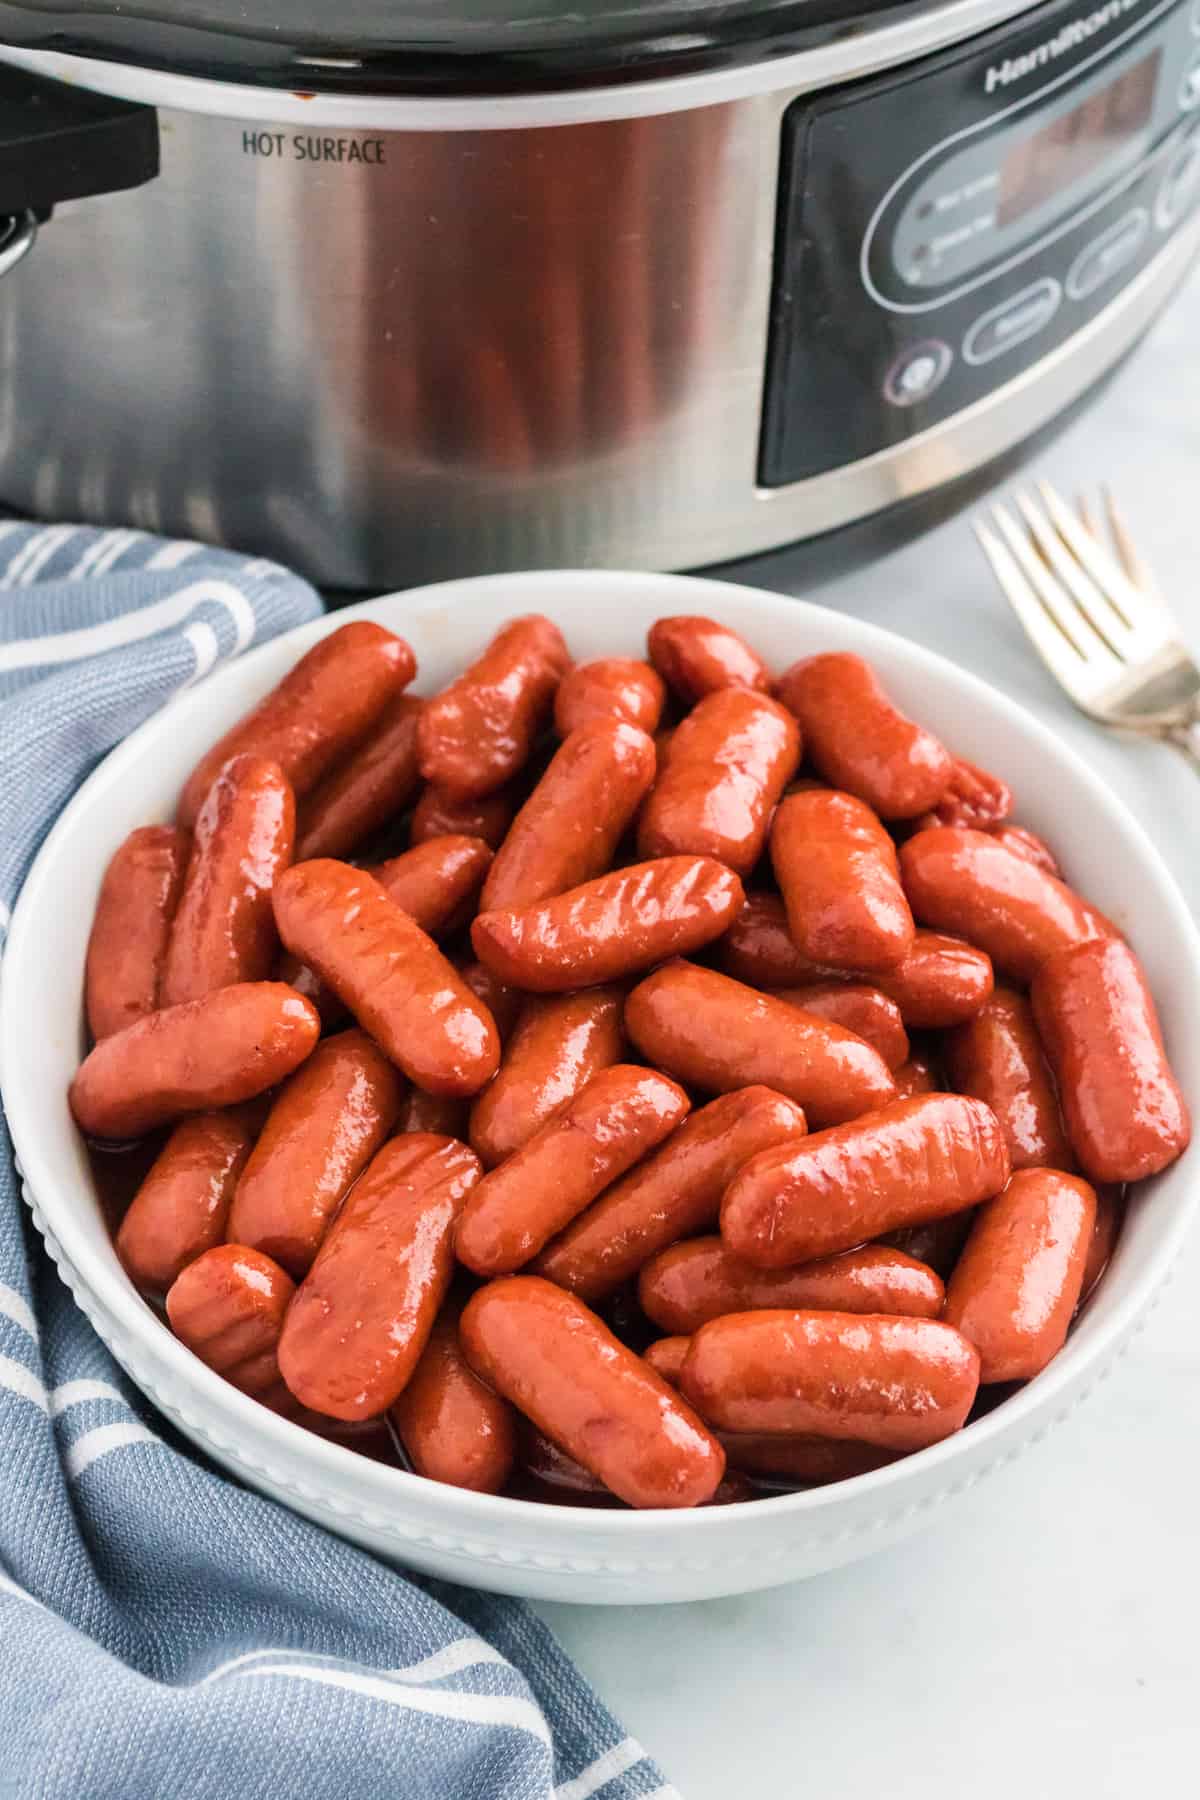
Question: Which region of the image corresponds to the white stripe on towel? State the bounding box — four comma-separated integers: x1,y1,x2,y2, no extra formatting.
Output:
0,577,256,673
557,1737,652,1800
90,529,145,579
389,1640,512,1684
66,528,129,583
0,1353,48,1412
146,539,203,571
65,1421,159,1479
49,1378,129,1416
228,1662,554,1747
17,526,78,588
180,620,220,686
201,1639,510,1690
0,1568,47,1611
0,1283,38,1340
4,525,65,585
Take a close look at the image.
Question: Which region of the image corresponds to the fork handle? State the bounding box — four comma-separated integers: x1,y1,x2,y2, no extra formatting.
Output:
1166,721,1200,777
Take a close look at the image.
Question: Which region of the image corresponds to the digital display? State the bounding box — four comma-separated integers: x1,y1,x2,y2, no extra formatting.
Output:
997,50,1162,228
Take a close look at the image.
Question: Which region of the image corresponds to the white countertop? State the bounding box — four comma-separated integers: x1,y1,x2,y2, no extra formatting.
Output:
536,261,1200,1800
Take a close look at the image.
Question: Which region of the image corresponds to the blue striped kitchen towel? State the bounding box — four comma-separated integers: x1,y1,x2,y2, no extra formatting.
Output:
0,523,674,1800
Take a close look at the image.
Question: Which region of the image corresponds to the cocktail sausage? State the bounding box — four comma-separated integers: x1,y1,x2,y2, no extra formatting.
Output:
721,1092,1010,1267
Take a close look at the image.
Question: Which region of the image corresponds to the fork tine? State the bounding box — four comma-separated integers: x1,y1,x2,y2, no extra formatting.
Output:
1014,489,1131,662
973,518,1098,694
989,504,1120,672
1037,480,1152,638
1102,484,1166,608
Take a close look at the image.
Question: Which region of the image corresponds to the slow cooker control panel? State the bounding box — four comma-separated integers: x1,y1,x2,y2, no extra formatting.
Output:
760,0,1200,485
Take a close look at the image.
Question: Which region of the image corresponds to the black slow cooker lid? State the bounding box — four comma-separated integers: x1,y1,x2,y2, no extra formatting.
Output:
0,0,936,93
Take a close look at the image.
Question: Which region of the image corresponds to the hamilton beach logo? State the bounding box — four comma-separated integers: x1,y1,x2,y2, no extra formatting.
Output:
985,0,1145,91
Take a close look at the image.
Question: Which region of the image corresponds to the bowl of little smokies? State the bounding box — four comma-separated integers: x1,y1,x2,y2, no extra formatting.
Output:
3,569,1195,1605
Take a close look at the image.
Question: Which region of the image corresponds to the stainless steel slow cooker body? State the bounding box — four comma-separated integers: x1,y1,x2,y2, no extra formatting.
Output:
0,0,1197,587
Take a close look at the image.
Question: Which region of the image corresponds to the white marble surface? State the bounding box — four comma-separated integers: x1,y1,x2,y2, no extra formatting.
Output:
536,262,1200,1798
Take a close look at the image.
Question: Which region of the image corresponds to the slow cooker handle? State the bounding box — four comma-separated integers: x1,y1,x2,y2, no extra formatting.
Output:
0,208,36,278
0,64,159,275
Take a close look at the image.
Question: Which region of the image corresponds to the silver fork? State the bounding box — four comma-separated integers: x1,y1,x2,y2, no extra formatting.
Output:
973,480,1200,776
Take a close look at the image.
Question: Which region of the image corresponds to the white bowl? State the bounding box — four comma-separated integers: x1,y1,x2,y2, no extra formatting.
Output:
3,570,1197,1605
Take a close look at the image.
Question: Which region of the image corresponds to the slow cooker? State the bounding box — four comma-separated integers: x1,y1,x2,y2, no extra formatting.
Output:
0,0,1196,588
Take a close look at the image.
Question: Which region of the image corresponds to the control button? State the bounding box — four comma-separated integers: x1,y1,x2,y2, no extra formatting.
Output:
1157,135,1200,228
1066,210,1148,300
1181,47,1200,111
882,339,953,406
963,279,1061,366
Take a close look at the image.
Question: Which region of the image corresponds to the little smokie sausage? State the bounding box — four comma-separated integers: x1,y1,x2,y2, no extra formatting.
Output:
554,658,665,736
178,621,415,828
85,825,190,1041
899,827,1116,983
870,934,996,1029
533,1086,807,1302
624,961,895,1129
770,790,914,972
166,1244,296,1406
227,1029,403,1278
471,857,744,992
417,615,570,797
459,1276,725,1509
468,987,624,1168
389,1303,517,1495
295,693,423,861
278,1133,483,1420
409,783,517,850
718,896,994,1027
1031,937,1191,1183
636,688,800,877
943,1168,1097,1383
986,824,1061,878
944,988,1074,1171
480,718,656,912
161,755,295,1007
646,615,771,703
455,1064,689,1275
281,830,491,1023
644,1336,690,1386
371,835,494,937
116,1111,253,1294
774,652,953,820
70,983,320,1140
680,1311,980,1449
638,1239,944,1335
774,984,909,1070
911,758,1013,832
273,860,499,1097
721,1092,1010,1267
